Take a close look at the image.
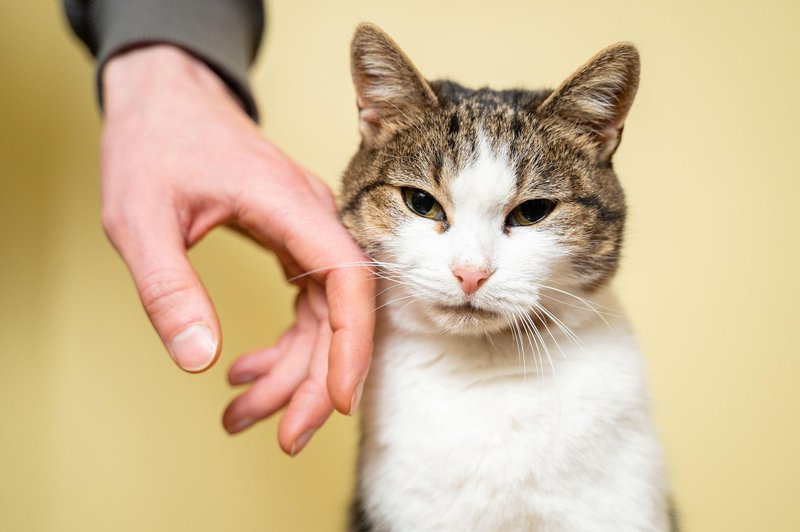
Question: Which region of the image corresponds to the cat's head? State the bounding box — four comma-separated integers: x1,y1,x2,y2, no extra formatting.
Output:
340,23,639,336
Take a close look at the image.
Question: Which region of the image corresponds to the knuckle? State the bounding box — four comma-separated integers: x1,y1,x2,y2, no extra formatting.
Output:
297,380,334,410
100,201,139,243
137,269,195,322
100,205,124,239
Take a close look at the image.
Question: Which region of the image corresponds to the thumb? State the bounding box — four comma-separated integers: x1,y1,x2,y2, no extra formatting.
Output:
106,213,221,372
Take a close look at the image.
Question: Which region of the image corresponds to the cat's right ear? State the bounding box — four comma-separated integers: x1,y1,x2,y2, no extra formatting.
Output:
351,23,438,146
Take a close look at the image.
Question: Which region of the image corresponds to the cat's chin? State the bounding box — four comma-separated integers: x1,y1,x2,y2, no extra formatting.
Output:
431,306,510,336
386,299,510,336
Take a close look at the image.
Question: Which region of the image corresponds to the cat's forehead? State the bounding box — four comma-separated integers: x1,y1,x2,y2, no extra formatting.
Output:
448,131,518,215
385,91,590,203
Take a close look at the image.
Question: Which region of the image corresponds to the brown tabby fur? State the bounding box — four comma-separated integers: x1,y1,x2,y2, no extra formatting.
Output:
341,23,639,293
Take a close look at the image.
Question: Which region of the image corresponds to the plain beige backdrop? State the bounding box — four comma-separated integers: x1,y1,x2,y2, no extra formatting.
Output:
2,1,799,531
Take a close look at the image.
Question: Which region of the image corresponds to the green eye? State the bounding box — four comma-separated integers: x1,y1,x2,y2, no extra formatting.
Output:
402,187,445,221
507,199,557,226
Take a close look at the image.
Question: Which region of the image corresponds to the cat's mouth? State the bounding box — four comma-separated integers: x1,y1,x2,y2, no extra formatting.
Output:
435,302,498,319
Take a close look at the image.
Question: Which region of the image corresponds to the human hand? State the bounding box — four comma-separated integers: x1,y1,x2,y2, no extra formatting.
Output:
101,45,374,455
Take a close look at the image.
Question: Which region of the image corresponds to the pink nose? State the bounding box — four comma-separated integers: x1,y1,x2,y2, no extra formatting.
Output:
452,267,492,295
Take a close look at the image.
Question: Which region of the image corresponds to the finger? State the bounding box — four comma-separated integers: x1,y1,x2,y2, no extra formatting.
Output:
227,290,313,385
222,324,316,434
278,299,334,455
227,328,295,386
282,224,375,414
323,266,375,415
222,290,319,433
105,208,221,372
233,175,376,413
278,379,335,456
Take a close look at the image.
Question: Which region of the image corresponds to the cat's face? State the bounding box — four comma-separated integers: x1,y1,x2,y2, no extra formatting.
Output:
341,24,639,336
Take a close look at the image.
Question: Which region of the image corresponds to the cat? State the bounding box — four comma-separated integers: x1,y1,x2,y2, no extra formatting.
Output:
339,23,675,532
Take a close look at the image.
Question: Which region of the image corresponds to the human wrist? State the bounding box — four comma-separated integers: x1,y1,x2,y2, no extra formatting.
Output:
102,44,235,116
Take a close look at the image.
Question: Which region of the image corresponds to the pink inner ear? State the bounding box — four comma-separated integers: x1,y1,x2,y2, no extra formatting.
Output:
596,118,626,161
359,107,381,135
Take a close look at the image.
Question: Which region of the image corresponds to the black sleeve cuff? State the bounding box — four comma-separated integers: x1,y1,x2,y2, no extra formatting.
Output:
64,0,265,121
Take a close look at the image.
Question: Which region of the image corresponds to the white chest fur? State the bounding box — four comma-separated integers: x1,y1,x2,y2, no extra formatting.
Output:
357,292,669,532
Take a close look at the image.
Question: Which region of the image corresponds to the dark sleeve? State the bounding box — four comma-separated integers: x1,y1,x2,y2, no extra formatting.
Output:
63,0,265,121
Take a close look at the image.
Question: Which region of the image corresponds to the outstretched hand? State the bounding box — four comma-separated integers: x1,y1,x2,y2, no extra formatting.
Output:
101,45,374,455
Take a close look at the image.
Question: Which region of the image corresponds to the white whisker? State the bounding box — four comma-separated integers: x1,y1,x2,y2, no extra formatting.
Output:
517,303,556,381
532,283,614,328
373,294,420,312
531,305,569,362
533,301,585,349
503,309,526,380
512,304,542,381
288,260,405,283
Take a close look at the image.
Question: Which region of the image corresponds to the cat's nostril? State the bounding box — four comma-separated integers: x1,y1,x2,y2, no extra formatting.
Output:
452,267,492,295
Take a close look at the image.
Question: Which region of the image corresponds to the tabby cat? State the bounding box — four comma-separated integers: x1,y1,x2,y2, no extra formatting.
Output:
340,23,674,532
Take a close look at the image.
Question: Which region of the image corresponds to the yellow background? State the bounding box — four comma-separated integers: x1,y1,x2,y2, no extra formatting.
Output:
2,1,799,530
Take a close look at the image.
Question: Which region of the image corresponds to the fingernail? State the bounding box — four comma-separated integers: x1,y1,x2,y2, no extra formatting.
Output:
169,324,218,372
231,417,255,434
232,373,258,385
290,429,316,456
348,377,366,416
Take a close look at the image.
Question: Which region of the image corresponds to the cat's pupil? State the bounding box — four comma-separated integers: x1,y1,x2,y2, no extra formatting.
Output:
402,187,445,221
520,200,551,222
506,199,557,227
411,190,435,214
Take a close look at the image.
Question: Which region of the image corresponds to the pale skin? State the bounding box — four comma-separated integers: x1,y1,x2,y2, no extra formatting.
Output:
101,44,374,455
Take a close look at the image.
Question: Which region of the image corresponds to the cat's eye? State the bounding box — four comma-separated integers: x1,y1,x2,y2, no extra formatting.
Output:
507,199,557,226
402,187,445,221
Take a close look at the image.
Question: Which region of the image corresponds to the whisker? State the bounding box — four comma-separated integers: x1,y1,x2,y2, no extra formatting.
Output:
370,273,414,288
523,307,558,380
395,297,421,314
373,294,420,312
531,305,569,362
503,309,526,380
537,292,621,321
288,260,405,283
514,314,542,380
533,301,586,349
513,304,542,381
532,283,615,328
374,283,406,299
526,307,563,447
516,303,554,382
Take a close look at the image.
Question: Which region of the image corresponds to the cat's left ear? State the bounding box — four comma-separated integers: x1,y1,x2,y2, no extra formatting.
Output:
537,43,640,162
